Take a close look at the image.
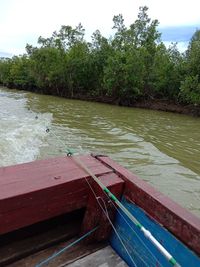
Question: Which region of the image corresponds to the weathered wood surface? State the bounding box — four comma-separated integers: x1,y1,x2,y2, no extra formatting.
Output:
66,246,128,267
9,239,108,267
96,155,200,256
0,155,124,236
0,155,110,200
8,239,126,267
0,211,82,266
2,153,200,260
81,172,124,241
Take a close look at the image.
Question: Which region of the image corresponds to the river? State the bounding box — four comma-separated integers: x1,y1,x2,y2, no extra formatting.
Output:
0,87,200,217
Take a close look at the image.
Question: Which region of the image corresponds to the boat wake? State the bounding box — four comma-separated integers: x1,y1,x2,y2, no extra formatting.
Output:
0,90,52,167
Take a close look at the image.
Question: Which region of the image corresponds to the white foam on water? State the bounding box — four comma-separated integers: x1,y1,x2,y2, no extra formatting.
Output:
0,90,52,167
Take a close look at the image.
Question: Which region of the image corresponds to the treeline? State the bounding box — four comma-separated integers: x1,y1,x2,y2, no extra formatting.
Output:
0,6,200,106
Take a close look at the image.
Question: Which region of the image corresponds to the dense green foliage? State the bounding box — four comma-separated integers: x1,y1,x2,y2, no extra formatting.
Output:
0,7,200,105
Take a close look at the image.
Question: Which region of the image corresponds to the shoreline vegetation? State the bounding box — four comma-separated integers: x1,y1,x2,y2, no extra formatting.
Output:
0,6,200,116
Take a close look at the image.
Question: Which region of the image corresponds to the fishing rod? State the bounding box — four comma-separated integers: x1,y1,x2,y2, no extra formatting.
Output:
72,156,181,267
45,127,181,267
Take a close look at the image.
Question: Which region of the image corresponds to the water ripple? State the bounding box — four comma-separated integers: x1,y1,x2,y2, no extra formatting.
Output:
1,87,200,217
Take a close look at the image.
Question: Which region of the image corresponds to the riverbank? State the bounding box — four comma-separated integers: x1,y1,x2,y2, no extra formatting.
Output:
133,99,200,117
52,92,200,117
1,7,200,115
2,85,200,117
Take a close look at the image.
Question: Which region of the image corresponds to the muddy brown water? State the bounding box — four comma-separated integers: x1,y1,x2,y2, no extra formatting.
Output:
0,87,200,217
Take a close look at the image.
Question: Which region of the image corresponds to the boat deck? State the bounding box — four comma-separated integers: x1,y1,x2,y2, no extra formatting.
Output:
1,154,200,266
10,245,127,267
0,205,127,267
67,246,128,267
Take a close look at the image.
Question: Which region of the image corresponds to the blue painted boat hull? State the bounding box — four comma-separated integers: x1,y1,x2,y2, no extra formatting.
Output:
110,197,200,267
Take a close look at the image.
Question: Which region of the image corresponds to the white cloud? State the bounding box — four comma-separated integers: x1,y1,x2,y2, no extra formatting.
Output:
164,41,189,53
0,0,200,55
142,0,200,26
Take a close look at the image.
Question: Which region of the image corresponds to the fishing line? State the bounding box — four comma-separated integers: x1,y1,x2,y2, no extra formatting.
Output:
84,177,138,267
47,124,163,266
46,127,74,156
85,176,160,267
97,196,153,267
72,155,180,266
45,127,181,267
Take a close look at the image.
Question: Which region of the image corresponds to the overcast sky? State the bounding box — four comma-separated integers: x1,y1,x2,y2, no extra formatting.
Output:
0,0,200,56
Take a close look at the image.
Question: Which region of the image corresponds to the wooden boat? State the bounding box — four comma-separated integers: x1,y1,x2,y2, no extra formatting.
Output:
0,154,200,266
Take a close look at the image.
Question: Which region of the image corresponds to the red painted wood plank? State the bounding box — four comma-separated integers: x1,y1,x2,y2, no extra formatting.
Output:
81,172,124,241
0,181,88,214
0,155,111,199
0,185,88,234
0,156,123,235
0,192,87,234
96,155,200,256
